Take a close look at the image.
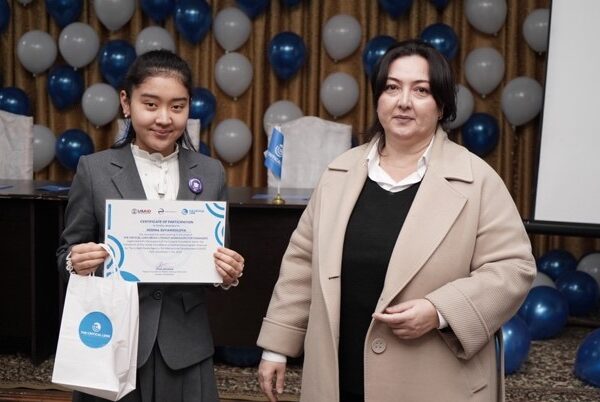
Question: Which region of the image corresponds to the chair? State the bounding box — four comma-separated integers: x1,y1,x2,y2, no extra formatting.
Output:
266,116,352,189
0,110,33,179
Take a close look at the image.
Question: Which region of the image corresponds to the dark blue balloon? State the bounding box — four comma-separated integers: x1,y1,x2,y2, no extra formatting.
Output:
280,0,301,7
362,35,397,78
236,0,270,19
199,141,211,156
0,87,31,116
55,129,94,171
140,0,176,23
502,315,531,374
268,32,306,80
215,346,262,367
45,0,83,28
538,249,577,281
0,0,10,33
98,40,136,89
575,328,600,387
461,113,499,157
517,286,569,340
429,0,450,10
190,88,216,129
47,65,84,110
420,23,459,60
175,0,212,44
378,0,413,18
556,271,600,316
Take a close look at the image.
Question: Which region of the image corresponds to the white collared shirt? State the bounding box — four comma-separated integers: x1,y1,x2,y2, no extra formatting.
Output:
131,144,180,201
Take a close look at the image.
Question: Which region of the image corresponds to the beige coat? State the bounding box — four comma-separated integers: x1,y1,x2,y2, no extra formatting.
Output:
257,129,536,402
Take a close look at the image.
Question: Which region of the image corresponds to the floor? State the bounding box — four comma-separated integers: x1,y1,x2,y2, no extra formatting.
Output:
0,389,251,402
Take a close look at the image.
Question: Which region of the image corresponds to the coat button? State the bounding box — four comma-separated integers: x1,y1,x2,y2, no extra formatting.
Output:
152,290,162,300
371,337,386,354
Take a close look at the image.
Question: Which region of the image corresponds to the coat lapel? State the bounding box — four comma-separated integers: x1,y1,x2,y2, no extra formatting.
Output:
110,146,146,199
176,148,200,201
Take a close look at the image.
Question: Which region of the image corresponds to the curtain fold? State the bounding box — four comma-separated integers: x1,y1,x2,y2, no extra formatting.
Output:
2,0,598,255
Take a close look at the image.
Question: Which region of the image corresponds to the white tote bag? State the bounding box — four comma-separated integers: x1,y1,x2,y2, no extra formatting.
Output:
52,273,139,401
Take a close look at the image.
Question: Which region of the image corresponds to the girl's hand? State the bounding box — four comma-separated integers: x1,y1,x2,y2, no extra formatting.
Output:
214,247,244,286
69,242,109,276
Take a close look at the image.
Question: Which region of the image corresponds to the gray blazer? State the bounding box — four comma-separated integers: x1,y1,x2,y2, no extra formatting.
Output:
57,145,227,370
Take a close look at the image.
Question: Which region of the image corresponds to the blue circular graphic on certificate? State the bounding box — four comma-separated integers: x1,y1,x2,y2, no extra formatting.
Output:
79,312,113,348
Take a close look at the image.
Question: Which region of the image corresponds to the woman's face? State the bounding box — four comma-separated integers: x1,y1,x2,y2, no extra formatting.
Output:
376,55,441,148
120,74,189,156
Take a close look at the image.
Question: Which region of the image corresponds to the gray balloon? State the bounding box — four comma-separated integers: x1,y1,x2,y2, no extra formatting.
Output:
445,84,474,130
323,14,362,62
215,52,253,99
531,272,556,289
263,100,303,136
94,0,136,32
501,76,542,127
32,124,56,172
577,253,600,289
464,47,505,97
58,23,100,69
523,8,549,54
135,27,176,55
320,72,359,118
82,83,120,127
17,30,57,75
464,0,507,35
212,118,252,164
213,7,251,52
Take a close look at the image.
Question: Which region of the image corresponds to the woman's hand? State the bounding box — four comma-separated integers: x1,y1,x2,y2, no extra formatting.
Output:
214,247,244,286
258,359,286,402
69,242,109,276
372,298,440,339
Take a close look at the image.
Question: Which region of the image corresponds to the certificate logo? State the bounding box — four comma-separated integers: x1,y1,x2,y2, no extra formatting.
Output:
79,312,112,348
131,208,152,215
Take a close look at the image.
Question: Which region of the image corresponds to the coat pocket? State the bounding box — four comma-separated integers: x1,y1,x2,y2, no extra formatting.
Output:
460,353,488,394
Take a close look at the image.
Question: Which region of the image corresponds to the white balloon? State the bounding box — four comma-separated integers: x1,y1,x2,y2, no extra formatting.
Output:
465,0,507,35
82,83,120,127
531,272,556,289
501,76,543,127
320,72,359,118
464,47,505,97
58,23,100,69
263,100,303,135
32,124,56,172
323,14,362,62
215,52,253,99
523,8,549,54
16,30,57,75
213,7,251,52
94,0,136,32
445,84,474,130
135,26,176,55
577,252,600,289
212,118,253,164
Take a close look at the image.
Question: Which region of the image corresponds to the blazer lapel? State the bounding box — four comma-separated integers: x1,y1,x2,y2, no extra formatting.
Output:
176,148,200,201
110,146,146,199
375,130,471,312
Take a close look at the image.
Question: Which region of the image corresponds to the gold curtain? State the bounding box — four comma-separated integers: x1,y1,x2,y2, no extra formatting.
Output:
2,0,598,257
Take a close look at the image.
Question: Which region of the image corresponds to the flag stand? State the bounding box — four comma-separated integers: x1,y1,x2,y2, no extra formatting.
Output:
272,181,286,205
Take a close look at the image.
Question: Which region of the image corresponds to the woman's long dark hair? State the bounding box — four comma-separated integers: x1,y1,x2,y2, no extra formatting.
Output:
113,49,196,151
364,39,457,152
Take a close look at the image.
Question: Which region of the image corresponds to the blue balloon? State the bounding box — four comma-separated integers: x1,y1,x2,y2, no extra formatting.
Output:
268,32,306,80
45,0,83,28
236,0,270,19
556,271,600,316
140,0,176,23
362,35,397,78
429,0,450,10
378,0,413,18
174,0,212,44
517,286,569,340
0,87,31,116
190,88,216,129
538,249,577,281
55,129,94,171
575,328,600,387
420,23,459,60
199,141,210,156
99,40,136,89
280,0,301,7
215,346,262,367
461,113,499,157
47,65,84,110
0,0,10,33
502,315,531,375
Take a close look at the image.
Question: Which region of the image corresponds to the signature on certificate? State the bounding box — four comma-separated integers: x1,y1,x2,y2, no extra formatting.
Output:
155,262,176,271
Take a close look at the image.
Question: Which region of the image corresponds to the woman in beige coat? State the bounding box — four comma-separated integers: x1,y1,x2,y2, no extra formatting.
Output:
257,39,536,402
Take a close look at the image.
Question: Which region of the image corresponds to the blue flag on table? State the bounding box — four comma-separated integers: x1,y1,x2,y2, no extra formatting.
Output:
264,127,284,178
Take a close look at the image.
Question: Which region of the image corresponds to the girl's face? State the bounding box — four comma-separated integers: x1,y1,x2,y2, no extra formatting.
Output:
120,74,189,156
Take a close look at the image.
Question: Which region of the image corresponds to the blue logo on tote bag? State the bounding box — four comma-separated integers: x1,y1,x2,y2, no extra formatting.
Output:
79,312,113,348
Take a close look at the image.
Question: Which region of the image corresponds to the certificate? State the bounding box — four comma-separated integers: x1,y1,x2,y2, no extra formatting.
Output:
103,199,227,283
